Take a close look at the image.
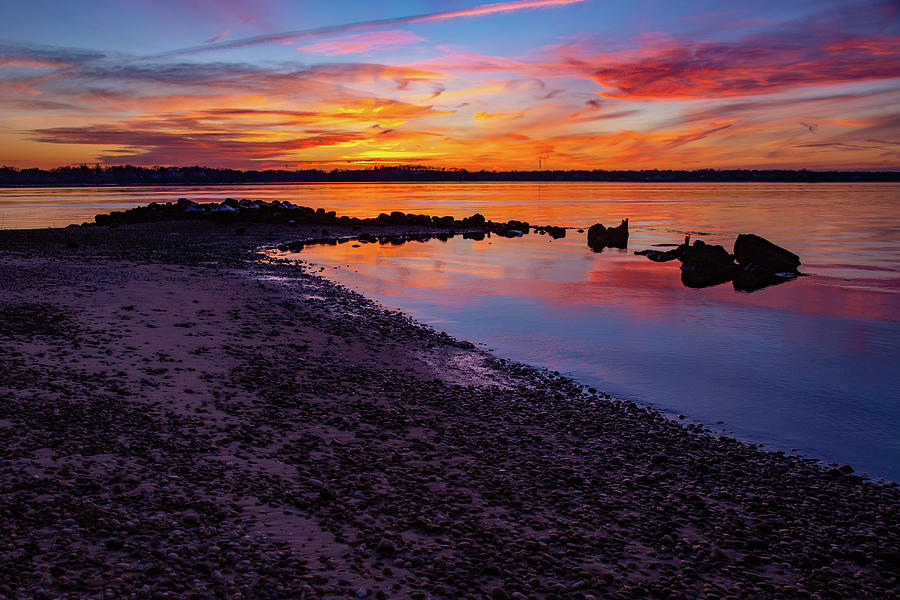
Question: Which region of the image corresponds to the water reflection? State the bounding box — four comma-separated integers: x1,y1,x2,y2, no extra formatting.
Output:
288,229,900,481
5,182,900,478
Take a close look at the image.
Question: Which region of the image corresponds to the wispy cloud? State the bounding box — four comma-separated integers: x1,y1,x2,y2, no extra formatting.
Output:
206,30,232,44
298,30,426,56
159,0,587,56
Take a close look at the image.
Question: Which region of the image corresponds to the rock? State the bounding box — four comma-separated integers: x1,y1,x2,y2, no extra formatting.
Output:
587,219,628,250
734,234,800,273
376,538,396,556
635,247,682,262
537,225,566,239
680,240,738,288
731,234,802,291
490,587,509,600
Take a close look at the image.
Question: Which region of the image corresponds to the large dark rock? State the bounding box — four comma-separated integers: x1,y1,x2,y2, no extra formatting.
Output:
731,234,802,291
680,240,738,288
733,234,800,273
587,219,628,250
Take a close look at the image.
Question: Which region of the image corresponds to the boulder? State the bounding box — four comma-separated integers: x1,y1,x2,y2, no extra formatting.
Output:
680,240,738,288
732,234,802,291
587,219,628,250
733,234,800,273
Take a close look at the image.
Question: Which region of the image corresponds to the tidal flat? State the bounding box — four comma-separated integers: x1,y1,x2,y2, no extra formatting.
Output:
1,220,898,599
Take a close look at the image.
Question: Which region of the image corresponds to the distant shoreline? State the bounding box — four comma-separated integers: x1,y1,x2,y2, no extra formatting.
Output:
2,165,899,187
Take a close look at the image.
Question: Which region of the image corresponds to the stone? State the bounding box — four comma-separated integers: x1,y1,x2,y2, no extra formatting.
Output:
680,240,738,288
733,234,800,273
635,247,682,262
587,219,628,250
376,538,396,556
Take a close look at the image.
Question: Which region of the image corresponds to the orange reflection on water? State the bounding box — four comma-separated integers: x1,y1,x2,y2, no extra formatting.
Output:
296,229,898,325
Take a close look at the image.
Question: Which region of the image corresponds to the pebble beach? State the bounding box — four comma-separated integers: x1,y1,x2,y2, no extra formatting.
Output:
1,219,899,600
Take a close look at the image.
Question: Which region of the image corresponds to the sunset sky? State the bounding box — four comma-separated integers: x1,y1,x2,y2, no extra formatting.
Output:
1,0,898,170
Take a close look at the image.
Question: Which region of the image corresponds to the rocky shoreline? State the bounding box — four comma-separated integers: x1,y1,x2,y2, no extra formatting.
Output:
1,220,899,600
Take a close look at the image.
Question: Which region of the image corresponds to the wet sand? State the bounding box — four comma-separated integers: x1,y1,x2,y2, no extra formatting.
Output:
1,221,898,599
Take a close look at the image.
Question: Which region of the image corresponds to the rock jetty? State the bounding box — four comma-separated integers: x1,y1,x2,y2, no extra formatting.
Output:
93,199,555,241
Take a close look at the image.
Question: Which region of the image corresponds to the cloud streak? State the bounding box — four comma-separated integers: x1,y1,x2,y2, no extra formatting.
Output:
206,30,232,43
159,0,586,56
298,30,426,56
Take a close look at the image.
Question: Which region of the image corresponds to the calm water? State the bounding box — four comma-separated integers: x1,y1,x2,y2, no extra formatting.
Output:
4,182,900,480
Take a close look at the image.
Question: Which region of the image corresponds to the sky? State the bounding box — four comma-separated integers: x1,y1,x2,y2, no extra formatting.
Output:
0,0,898,170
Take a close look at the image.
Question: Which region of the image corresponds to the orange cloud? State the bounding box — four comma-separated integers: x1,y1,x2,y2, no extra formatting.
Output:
410,0,586,22
0,57,71,69
473,110,523,120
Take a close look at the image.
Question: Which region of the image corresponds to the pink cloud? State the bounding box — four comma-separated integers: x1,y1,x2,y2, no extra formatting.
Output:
409,0,586,23
541,33,900,99
165,0,586,56
206,30,232,43
298,30,426,56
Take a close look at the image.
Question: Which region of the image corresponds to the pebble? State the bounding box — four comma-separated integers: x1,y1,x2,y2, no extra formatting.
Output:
0,221,897,600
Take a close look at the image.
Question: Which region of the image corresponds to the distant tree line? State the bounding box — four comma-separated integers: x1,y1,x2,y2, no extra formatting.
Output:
1,164,898,186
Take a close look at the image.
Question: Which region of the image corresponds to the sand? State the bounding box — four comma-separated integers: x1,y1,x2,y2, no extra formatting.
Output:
1,221,898,600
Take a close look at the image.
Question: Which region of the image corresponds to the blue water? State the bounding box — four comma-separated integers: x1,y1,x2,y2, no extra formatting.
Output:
278,182,900,481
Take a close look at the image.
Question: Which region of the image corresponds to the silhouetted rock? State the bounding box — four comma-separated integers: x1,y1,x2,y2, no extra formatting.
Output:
730,234,802,291
635,248,681,262
734,233,801,273
635,236,690,262
490,220,530,237
587,219,628,250
634,233,802,292
536,225,566,239
463,213,486,226
680,240,738,288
